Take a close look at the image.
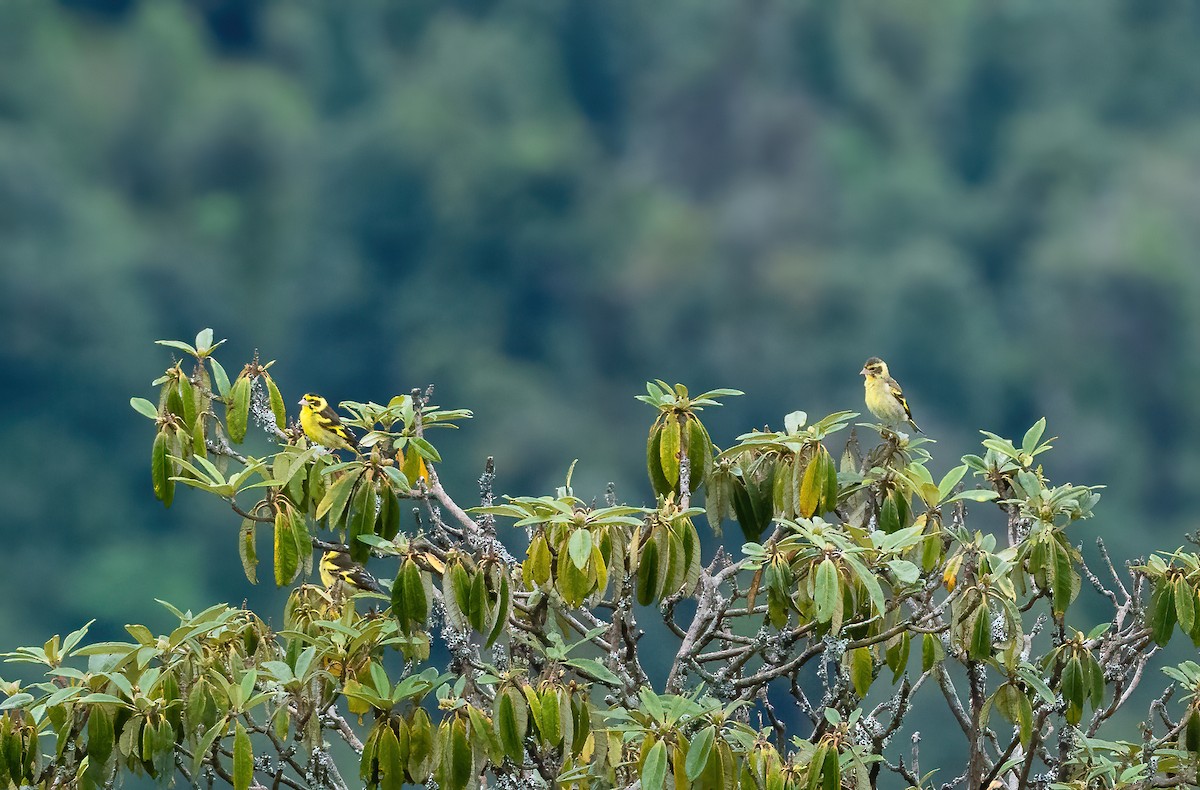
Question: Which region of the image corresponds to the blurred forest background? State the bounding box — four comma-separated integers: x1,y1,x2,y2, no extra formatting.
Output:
4,0,1200,752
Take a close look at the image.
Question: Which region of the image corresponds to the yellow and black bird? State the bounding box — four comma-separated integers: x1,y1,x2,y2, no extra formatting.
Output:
298,393,359,452
860,357,922,434
319,550,377,593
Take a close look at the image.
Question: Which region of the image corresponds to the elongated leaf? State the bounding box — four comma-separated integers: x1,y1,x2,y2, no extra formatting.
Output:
637,537,660,606
178,374,197,430
647,425,671,497
799,456,822,518
130,397,159,420
274,508,300,586
495,690,524,764
485,572,510,649
152,430,174,507
316,468,362,524
1022,418,1047,454
849,647,873,697
1149,580,1176,647
227,376,251,444
686,417,713,492
86,705,114,777
660,416,682,490
970,606,992,661
1175,576,1196,634
448,717,472,789
945,489,999,504
233,721,252,790
937,464,969,502
568,529,593,571
239,519,257,584
539,689,562,747
822,448,838,511
396,560,429,633
209,358,231,397
1051,543,1074,617
685,725,714,781
407,708,433,782
378,484,401,541
642,739,667,790
922,632,944,672
264,374,286,432
377,725,403,790
815,558,839,625
821,744,840,790
347,477,376,563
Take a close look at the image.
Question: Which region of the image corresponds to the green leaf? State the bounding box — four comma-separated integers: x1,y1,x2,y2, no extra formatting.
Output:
969,606,992,661
822,448,839,511
642,739,667,790
568,529,593,571
850,647,873,697
151,430,174,508
395,559,429,633
377,725,403,790
227,376,251,444
86,705,114,777
494,691,524,765
1021,418,1047,454
264,374,286,432
195,328,214,352
637,537,661,607
879,493,900,534
815,557,839,625
842,553,885,619
448,718,472,789
377,484,401,542
155,339,198,356
1051,543,1074,617
564,658,620,687
922,632,944,672
647,425,671,497
273,509,300,587
346,477,376,564
130,397,159,420
482,569,511,648
660,416,682,490
233,721,252,790
685,725,715,781
1175,577,1196,635
799,456,822,518
409,436,442,463
784,411,807,433
937,464,969,502
239,520,257,585
686,416,713,492
209,358,231,398
1149,580,1176,647
821,744,840,790
945,489,999,504
316,468,363,524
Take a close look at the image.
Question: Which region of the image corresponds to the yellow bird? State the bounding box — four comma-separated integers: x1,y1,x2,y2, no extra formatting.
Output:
319,550,376,593
298,393,359,452
860,357,922,434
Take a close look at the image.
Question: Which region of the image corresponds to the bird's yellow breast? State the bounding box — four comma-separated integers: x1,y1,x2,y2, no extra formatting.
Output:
864,377,907,423
299,406,322,437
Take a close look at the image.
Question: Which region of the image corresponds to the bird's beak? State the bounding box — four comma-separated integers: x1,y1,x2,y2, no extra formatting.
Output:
297,398,305,407
859,367,869,376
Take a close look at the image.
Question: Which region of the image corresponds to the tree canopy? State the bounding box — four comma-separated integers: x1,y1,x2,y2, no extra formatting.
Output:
1,332,1199,789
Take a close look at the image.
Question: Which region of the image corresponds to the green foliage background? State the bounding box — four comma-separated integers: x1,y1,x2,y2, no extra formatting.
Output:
3,0,1199,695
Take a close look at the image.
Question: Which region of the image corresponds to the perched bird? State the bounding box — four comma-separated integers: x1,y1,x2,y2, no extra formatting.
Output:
298,393,359,452
319,550,377,593
860,357,922,434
